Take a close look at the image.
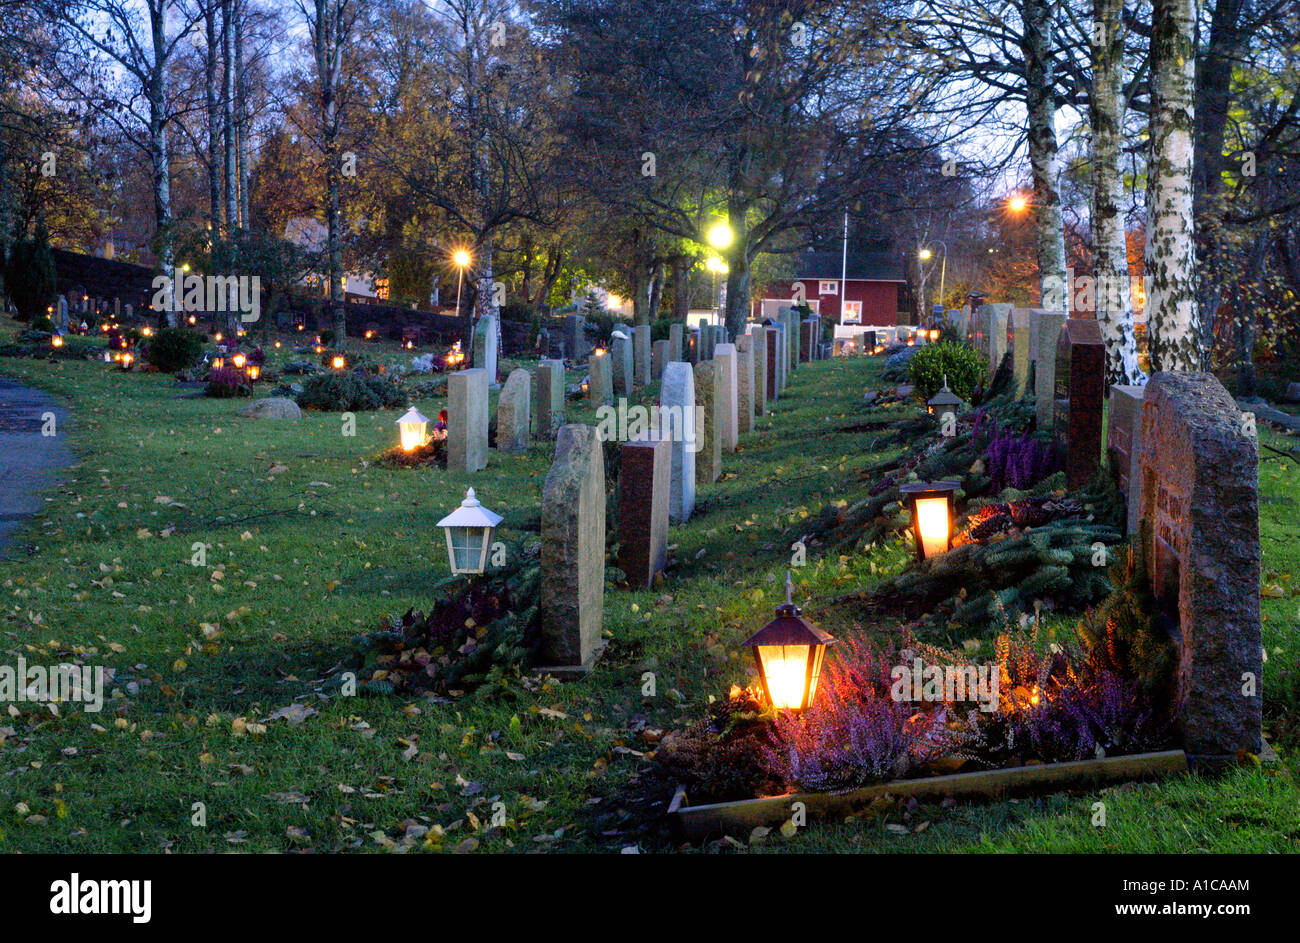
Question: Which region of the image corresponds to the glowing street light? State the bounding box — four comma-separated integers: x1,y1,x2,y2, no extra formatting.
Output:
707,220,733,249
705,256,728,274
452,248,472,321
1006,194,1029,214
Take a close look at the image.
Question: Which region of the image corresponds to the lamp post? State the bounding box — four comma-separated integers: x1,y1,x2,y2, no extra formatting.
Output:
436,488,503,575
706,256,728,322
452,248,472,320
899,481,960,561
918,241,947,323
741,572,835,713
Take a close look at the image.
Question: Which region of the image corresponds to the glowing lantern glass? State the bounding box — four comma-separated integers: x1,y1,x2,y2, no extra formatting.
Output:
246,364,261,382
120,351,134,370
214,332,223,343
211,356,225,370
436,488,503,575
232,352,247,370
395,407,431,452
899,481,960,560
742,574,835,712
51,335,64,348
331,355,346,370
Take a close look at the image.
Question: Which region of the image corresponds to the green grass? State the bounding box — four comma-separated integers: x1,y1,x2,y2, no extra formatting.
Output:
0,331,1297,853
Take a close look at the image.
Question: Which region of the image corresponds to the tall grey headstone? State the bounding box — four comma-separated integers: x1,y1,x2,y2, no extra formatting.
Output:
447,368,489,474
667,323,683,363
693,360,722,484
652,339,668,380
612,333,633,395
633,324,652,387
540,425,606,668
589,349,613,406
1032,310,1067,430
749,325,768,416
497,367,531,453
735,332,755,435
660,362,696,522
534,359,566,438
714,343,738,453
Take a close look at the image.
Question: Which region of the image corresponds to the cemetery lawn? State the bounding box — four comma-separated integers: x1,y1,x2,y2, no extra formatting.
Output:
1,337,1298,854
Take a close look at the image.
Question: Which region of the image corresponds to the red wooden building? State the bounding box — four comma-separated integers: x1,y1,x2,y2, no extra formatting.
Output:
756,251,906,325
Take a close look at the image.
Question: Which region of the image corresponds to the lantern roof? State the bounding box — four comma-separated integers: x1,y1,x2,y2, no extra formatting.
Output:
742,573,835,648
396,407,431,426
926,374,964,409
436,488,503,529
899,479,961,497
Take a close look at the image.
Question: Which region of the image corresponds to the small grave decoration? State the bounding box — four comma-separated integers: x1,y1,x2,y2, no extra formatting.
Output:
656,558,1175,805
342,538,546,697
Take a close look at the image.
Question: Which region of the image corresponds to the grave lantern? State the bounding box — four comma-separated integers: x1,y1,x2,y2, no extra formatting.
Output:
245,363,261,382
926,374,963,417
211,355,225,370
232,351,247,370
214,331,223,343
742,573,835,713
331,354,346,370
395,407,431,452
187,315,197,325
899,480,960,561
436,488,503,575
51,334,64,349
120,351,134,371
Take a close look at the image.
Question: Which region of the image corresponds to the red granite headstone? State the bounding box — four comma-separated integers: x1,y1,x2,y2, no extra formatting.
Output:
618,435,671,588
1136,372,1261,766
1052,319,1106,489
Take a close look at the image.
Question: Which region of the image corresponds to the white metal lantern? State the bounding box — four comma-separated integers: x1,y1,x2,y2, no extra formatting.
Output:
436,488,502,574
395,407,431,452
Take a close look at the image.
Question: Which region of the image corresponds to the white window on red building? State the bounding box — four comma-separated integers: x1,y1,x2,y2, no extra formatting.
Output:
818,280,839,295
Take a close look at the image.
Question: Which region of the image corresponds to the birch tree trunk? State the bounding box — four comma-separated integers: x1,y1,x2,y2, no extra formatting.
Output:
147,1,174,316
1022,0,1069,312
205,9,222,236
1089,0,1143,383
1145,0,1202,372
235,0,250,229
222,0,237,234
306,0,348,348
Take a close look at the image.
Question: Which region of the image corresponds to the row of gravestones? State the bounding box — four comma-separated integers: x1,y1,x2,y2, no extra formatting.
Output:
974,302,1262,769
51,294,135,332
533,313,810,674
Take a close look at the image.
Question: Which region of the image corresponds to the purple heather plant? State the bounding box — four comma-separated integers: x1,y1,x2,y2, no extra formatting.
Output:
763,634,966,792
985,428,1054,490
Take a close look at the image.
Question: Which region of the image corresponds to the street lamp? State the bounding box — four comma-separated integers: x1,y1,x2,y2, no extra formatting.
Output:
707,221,733,249
1006,194,1029,214
452,248,472,320
918,241,947,320
706,256,728,320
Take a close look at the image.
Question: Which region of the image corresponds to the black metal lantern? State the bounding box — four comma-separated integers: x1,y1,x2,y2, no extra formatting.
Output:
899,481,960,560
926,374,964,417
742,573,835,712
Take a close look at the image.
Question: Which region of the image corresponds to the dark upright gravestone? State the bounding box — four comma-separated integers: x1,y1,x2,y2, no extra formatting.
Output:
1052,319,1106,489
1137,372,1261,767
